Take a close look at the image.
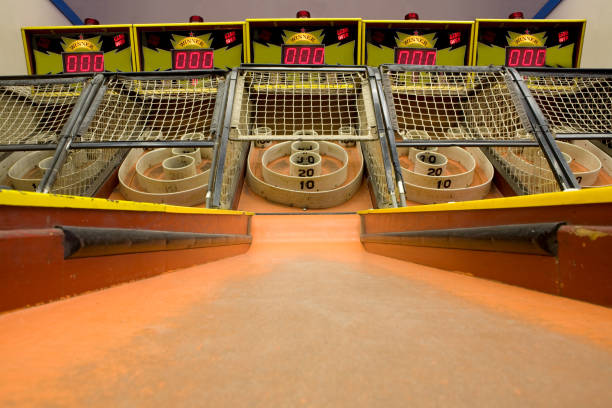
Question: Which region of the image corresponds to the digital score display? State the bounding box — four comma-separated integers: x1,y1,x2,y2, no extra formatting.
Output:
171,49,214,70
62,52,105,73
505,47,546,67
364,21,473,66
281,45,325,65
394,48,437,65
474,19,585,68
248,19,360,65
23,25,133,75
135,23,244,71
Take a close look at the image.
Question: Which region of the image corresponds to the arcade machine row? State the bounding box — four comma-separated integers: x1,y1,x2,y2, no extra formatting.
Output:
362,13,474,66
206,13,397,210
472,14,609,188
1,22,136,196
1,19,230,204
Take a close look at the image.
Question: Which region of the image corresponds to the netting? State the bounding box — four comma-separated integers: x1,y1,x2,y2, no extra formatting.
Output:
361,140,396,207
484,146,561,194
522,72,612,136
0,81,85,146
79,75,224,142
229,71,377,141
219,140,249,209
381,67,535,142
52,149,124,196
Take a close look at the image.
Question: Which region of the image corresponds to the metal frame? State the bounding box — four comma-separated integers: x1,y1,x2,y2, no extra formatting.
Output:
517,67,612,141
72,69,228,149
209,64,397,209
377,64,579,195
2,70,231,197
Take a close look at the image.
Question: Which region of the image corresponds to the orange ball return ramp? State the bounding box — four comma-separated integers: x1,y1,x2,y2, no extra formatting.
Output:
1,65,612,406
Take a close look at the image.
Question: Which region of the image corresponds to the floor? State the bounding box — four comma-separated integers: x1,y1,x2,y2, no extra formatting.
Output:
1,214,611,407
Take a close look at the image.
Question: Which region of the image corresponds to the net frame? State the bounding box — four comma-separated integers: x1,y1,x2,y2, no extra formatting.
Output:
43,71,228,198
209,65,397,209
0,75,92,151
517,68,612,140
378,65,578,198
73,70,228,149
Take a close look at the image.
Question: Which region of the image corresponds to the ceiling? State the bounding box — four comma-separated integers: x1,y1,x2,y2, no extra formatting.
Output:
64,0,551,24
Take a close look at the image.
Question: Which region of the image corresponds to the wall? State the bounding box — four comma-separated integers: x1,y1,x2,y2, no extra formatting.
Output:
548,0,612,67
65,0,543,24
0,1,70,75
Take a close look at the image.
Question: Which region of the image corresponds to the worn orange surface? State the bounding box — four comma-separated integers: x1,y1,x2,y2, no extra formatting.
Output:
1,214,612,406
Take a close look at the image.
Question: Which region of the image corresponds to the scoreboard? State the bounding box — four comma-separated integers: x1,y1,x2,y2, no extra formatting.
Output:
474,18,586,67
363,19,474,66
246,18,361,65
22,24,134,74
134,22,245,71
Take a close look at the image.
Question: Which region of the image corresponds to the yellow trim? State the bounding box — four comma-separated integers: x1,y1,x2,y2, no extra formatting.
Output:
474,19,586,24
133,22,246,28
468,20,476,66
360,21,365,64
128,26,137,72
358,187,612,215
363,20,474,25
21,28,33,75
357,20,362,64
246,18,362,23
245,22,251,63
0,190,252,216
22,24,133,30
577,21,586,67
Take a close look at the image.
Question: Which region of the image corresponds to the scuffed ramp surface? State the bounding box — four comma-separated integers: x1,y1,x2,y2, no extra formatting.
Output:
1,215,611,407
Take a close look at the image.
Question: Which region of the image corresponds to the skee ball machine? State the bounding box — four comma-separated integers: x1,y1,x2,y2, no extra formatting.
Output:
363,13,474,66
208,13,396,210
378,64,581,206
516,67,612,188
0,22,137,196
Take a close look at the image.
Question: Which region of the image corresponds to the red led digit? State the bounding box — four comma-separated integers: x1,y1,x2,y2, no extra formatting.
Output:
80,54,91,72
93,54,104,71
535,49,546,66
425,50,436,65
522,48,534,66
298,47,311,64
66,55,78,72
508,49,521,66
203,51,213,68
506,47,547,67
282,45,324,64
313,47,324,64
395,48,437,65
398,50,408,64
188,51,200,69
176,51,186,69
285,47,296,64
